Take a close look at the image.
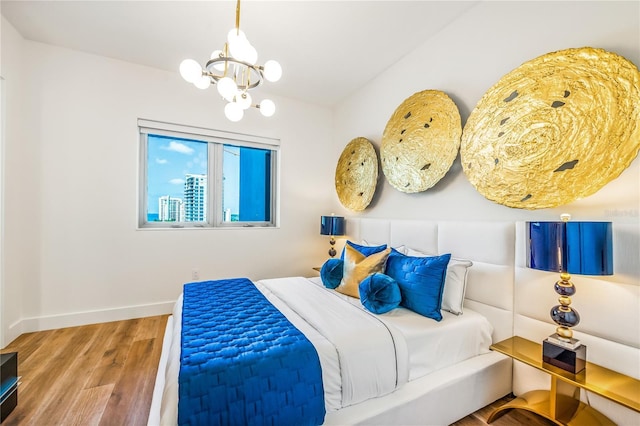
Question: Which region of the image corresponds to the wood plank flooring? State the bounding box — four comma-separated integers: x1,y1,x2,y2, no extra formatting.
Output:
452,397,555,426
1,315,167,426
1,316,553,425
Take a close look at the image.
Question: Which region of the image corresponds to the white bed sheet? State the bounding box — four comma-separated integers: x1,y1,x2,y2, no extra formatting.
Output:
304,276,494,381
153,276,494,425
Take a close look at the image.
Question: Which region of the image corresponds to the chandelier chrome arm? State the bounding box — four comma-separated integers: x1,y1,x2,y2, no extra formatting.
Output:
204,57,264,91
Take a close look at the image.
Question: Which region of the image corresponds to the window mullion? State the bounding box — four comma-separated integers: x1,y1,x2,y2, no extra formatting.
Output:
211,143,223,227
138,133,149,227
271,149,279,227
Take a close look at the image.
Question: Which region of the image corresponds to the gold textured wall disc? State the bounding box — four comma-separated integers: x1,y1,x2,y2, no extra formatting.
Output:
335,137,378,211
461,47,640,209
381,90,462,193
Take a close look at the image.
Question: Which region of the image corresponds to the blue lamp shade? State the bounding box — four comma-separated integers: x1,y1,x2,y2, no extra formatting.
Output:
320,216,345,236
526,221,613,276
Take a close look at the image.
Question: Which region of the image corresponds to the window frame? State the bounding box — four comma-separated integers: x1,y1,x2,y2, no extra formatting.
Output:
138,119,279,229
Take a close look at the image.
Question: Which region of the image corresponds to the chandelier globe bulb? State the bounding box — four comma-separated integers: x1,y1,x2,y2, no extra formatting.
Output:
179,59,202,83
233,42,251,63
194,75,211,90
224,102,244,122
245,45,258,65
228,29,250,61
227,28,247,45
259,99,276,117
263,60,282,82
217,77,238,101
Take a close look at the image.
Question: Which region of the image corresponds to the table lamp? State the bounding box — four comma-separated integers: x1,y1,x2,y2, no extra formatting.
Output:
526,217,613,373
320,215,345,258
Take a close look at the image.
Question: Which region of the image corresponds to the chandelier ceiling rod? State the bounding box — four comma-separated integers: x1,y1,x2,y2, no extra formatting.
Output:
179,0,282,122
235,0,241,34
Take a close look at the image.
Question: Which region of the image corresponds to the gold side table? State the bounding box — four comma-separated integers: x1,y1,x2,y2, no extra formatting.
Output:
489,336,640,425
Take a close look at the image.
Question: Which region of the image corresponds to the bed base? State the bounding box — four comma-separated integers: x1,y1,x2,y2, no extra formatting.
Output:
324,351,511,425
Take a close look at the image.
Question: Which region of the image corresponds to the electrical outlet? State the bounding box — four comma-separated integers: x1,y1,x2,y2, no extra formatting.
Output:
191,269,200,280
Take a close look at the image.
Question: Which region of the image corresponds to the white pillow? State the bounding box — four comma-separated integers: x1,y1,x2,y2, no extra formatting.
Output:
362,240,407,255
405,247,473,315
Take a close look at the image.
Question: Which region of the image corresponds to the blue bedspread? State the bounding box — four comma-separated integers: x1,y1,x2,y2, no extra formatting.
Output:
178,278,325,426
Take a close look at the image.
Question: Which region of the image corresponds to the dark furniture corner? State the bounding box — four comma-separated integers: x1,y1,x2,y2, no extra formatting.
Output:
1,352,18,423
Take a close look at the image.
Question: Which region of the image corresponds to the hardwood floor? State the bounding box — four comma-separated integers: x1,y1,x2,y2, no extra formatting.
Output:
451,396,555,426
1,315,168,426
1,316,553,426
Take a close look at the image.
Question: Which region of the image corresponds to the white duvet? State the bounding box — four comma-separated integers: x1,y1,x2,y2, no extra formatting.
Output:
257,277,409,409
156,276,492,425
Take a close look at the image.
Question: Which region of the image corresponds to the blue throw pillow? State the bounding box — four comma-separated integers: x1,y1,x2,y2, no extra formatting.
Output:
340,240,388,260
359,273,401,314
388,247,405,257
385,253,451,321
320,258,344,289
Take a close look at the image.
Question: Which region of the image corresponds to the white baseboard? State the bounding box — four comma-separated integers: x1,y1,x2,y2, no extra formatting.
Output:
5,301,175,344
4,320,24,348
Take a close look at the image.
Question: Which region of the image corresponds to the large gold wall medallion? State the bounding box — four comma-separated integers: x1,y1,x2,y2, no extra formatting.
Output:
335,137,378,211
381,90,462,193
461,47,640,209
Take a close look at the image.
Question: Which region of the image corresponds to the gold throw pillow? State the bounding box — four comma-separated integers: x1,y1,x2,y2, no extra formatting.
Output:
336,245,392,298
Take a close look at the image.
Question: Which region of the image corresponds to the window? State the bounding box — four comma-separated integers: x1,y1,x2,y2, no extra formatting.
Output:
138,119,279,228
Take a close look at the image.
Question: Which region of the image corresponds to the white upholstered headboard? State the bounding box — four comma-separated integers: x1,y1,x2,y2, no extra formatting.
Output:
345,218,516,343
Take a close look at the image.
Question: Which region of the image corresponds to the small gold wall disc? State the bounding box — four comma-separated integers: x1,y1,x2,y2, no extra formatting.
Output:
335,137,378,211
381,90,462,193
461,47,640,209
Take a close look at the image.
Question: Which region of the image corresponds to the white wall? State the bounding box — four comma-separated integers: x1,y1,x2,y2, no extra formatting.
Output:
1,17,335,344
1,17,41,345
333,1,640,224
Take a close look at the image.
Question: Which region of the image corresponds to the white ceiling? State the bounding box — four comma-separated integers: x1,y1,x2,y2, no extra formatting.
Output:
1,0,479,107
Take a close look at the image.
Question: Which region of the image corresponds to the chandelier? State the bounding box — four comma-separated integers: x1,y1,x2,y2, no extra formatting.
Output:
179,0,282,122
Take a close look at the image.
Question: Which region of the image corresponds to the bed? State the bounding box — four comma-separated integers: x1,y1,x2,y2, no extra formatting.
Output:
148,219,516,425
